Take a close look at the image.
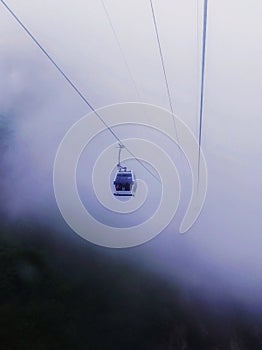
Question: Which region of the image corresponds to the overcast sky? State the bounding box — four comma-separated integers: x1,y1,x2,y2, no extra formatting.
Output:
1,0,262,310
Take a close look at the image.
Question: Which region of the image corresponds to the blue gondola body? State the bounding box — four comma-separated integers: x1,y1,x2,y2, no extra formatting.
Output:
113,167,134,196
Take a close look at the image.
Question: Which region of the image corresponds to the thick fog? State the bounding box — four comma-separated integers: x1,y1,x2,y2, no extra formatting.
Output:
1,0,262,312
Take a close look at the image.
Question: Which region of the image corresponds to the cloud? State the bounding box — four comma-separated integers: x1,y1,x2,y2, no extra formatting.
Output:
1,0,262,311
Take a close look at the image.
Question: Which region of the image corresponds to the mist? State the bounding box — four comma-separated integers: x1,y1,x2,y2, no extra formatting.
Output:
1,0,262,319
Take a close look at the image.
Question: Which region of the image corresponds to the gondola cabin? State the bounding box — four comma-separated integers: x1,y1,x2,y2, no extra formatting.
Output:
113,167,134,196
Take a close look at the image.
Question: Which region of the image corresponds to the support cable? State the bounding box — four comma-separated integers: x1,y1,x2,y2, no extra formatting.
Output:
0,0,160,182
198,0,208,186
101,0,141,102
149,0,179,143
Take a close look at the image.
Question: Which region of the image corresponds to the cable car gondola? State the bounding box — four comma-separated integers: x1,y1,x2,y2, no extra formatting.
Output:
113,143,135,196
113,166,135,196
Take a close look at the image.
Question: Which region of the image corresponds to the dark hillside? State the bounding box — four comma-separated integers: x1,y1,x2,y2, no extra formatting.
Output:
0,221,262,350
